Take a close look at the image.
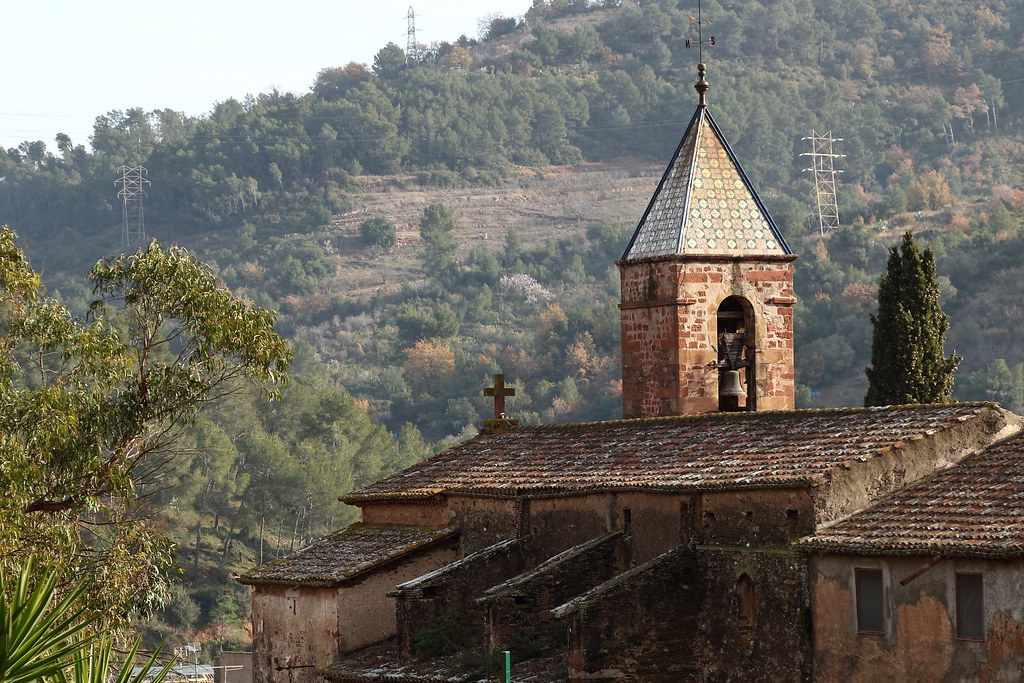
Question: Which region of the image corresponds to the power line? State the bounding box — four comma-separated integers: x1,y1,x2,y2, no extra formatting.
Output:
116,165,149,249
800,131,844,236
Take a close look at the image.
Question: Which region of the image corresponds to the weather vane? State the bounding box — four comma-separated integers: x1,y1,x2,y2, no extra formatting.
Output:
684,0,715,63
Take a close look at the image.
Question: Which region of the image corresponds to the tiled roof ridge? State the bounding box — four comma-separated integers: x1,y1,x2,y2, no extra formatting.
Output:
495,402,993,434
341,402,1002,506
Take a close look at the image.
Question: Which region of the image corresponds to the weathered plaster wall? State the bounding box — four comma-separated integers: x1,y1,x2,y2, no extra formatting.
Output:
619,255,795,418
446,495,521,552
336,541,460,654
250,541,458,683
814,407,1017,526
813,555,1024,682
252,585,338,683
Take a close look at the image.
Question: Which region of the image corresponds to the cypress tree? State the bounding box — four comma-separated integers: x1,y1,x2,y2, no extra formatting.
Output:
864,231,961,406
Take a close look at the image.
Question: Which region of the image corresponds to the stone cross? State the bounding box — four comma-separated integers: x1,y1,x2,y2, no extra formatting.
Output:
484,373,516,420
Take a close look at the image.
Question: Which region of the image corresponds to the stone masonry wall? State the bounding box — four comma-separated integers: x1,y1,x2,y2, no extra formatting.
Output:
695,546,811,682
481,532,627,655
563,547,703,681
619,255,795,418
393,539,529,662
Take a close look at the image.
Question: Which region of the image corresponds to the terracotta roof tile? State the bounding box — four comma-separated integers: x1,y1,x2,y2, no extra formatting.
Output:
805,431,1024,558
238,523,455,586
345,404,995,503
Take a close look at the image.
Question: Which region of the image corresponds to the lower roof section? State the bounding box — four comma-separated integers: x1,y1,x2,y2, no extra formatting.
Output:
238,523,456,587
804,429,1024,560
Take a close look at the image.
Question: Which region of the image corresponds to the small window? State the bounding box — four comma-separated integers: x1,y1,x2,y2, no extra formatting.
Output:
956,573,984,641
736,573,755,629
855,568,884,634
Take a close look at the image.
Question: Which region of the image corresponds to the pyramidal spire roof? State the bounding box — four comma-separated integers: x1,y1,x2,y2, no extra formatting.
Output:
622,64,792,261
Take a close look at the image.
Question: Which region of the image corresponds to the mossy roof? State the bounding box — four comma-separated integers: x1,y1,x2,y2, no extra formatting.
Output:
238,523,456,587
805,429,1024,559
344,404,997,503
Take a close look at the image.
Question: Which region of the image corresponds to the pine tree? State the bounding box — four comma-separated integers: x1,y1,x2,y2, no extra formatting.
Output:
865,231,961,406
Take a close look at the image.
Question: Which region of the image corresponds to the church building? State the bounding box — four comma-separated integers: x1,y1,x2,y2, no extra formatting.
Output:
239,64,1024,682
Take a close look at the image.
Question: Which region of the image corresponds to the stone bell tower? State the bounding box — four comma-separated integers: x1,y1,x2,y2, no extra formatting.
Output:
618,64,796,418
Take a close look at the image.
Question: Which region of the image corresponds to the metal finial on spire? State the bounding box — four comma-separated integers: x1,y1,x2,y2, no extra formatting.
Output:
685,0,715,106
696,63,709,106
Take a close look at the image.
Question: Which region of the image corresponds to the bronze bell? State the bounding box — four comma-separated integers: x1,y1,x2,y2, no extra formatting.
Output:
719,369,746,397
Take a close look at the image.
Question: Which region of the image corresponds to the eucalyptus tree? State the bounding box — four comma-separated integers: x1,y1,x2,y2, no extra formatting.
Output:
0,228,291,628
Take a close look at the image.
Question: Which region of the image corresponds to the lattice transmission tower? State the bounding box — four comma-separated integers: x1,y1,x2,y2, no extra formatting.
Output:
800,131,845,236
116,165,150,249
406,6,418,65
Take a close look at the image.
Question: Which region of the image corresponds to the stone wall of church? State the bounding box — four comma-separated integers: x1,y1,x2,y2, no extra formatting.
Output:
483,532,626,654
564,546,702,681
393,538,528,662
697,488,815,546
812,554,1024,682
359,500,449,526
619,255,795,418
694,546,811,681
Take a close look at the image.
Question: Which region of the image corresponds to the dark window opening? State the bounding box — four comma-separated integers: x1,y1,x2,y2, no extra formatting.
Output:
680,501,692,541
956,573,984,641
786,509,800,540
855,568,884,634
703,511,716,529
737,573,755,629
622,507,632,532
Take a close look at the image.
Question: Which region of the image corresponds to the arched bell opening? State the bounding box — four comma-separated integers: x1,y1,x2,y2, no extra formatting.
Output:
717,296,756,412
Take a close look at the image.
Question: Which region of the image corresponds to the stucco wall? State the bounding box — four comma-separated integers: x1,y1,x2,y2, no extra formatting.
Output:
249,539,459,683
252,585,338,683
813,554,1024,682
336,541,460,653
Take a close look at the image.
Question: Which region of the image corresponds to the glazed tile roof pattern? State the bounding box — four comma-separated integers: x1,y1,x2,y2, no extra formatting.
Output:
622,105,792,260
805,431,1024,559
238,523,455,586
344,404,995,503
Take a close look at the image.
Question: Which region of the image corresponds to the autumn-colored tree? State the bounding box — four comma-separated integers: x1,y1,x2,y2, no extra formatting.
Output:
402,339,456,393
906,170,954,211
445,45,473,71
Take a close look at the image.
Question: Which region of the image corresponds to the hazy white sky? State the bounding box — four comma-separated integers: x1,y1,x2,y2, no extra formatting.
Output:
0,0,533,150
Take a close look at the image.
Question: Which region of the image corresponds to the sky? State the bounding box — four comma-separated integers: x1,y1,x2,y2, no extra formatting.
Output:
0,0,534,151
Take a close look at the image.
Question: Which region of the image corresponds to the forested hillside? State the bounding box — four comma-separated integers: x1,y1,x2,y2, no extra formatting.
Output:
3,0,1024,654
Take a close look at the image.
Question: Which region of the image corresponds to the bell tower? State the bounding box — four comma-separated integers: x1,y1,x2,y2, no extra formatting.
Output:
618,64,796,418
